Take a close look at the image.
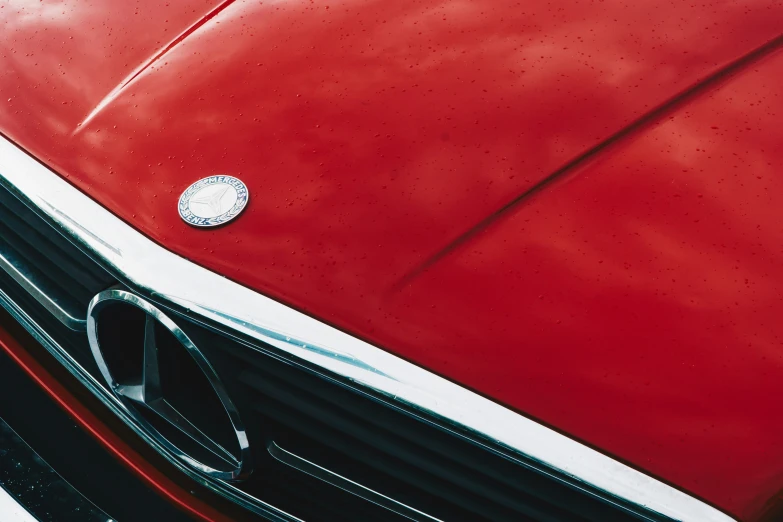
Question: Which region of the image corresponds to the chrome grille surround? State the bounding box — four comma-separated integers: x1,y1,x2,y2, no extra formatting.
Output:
0,134,735,522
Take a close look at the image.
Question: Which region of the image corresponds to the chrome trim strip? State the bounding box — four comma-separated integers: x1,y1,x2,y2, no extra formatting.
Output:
0,248,86,330
268,442,441,522
0,135,736,522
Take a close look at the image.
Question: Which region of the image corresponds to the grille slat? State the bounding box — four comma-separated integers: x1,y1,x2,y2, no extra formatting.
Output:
0,187,115,328
0,193,107,290
240,370,565,522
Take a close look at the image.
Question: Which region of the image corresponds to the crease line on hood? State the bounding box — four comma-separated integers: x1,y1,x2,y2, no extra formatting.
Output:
72,0,239,135
392,32,783,292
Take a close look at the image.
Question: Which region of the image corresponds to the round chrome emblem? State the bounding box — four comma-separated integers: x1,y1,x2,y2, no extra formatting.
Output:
178,175,249,228
87,289,251,481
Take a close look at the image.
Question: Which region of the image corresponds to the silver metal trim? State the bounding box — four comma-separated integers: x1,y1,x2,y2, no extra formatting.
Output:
88,289,252,481
178,175,250,228
0,487,39,522
268,442,441,522
0,248,86,330
0,134,736,522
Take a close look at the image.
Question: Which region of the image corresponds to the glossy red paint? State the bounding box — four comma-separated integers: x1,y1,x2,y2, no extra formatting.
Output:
0,323,232,522
2,0,783,519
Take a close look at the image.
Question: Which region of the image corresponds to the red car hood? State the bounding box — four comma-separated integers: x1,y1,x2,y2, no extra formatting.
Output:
2,1,783,519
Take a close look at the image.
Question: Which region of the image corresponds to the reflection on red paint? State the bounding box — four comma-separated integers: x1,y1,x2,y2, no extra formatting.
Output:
2,0,783,519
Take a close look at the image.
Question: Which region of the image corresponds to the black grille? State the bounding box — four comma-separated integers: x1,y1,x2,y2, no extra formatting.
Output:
0,186,115,328
0,180,655,522
0,326,207,522
184,324,649,522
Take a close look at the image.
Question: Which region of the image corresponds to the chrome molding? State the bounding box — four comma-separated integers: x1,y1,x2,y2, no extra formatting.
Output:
268,442,441,522
0,487,38,522
0,248,86,330
0,135,736,522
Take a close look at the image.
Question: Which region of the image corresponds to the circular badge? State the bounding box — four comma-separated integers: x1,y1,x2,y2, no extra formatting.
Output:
178,176,249,228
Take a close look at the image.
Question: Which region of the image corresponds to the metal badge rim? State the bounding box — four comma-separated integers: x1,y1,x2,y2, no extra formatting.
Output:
87,288,252,481
178,175,250,228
